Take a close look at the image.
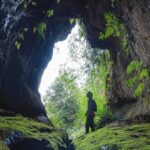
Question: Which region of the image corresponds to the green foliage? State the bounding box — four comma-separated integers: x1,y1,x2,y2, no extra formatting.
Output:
36,22,47,39
133,83,144,98
126,60,149,98
31,1,37,6
127,61,143,75
127,77,136,88
99,13,121,40
69,18,76,24
15,41,21,50
98,12,130,56
33,27,37,33
15,28,28,50
18,32,24,40
122,27,130,56
44,70,79,131
47,9,54,18
23,1,28,10
140,68,149,80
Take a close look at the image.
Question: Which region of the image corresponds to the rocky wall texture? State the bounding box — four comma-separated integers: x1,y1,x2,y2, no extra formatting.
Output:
0,0,85,116
83,0,150,120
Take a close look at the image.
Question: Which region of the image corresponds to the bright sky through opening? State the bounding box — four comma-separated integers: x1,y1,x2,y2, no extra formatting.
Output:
39,24,79,97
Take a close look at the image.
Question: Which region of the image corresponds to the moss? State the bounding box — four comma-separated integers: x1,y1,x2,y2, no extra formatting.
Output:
0,116,68,150
74,123,150,150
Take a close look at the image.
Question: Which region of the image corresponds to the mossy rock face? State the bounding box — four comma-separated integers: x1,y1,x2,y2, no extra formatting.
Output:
74,123,150,150
0,116,70,150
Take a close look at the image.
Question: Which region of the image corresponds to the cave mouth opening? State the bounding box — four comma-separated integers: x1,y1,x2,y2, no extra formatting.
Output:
38,21,110,137
39,23,80,98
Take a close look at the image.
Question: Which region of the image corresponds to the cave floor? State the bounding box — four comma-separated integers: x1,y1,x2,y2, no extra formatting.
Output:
0,115,150,150
74,123,150,150
0,116,68,150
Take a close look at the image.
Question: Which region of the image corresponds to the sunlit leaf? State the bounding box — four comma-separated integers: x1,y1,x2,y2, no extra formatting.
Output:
47,9,54,18
140,68,149,80
23,1,28,10
33,27,37,34
15,41,21,50
127,61,143,75
99,32,105,40
69,18,75,25
105,27,114,38
24,28,28,32
37,22,47,39
18,33,24,40
32,1,37,6
133,83,144,98
127,77,136,88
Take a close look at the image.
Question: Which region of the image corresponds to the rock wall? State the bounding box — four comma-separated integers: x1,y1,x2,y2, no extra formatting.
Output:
83,0,150,119
0,0,149,119
0,0,83,116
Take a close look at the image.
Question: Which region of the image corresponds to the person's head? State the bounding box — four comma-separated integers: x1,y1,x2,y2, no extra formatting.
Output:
87,91,93,99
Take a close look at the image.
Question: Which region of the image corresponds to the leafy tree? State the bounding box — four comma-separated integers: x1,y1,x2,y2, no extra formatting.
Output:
44,70,79,130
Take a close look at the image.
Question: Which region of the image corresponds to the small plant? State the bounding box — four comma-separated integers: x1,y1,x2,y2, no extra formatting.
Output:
99,13,121,40
23,1,28,10
133,83,145,98
127,61,143,75
139,68,149,80
98,12,130,56
15,28,28,50
47,9,54,18
33,22,47,39
127,77,136,88
15,41,21,50
126,60,149,98
69,18,76,24
31,1,37,6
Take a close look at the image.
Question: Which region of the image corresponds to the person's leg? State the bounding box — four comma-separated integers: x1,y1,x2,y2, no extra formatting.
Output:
85,116,90,134
91,116,95,132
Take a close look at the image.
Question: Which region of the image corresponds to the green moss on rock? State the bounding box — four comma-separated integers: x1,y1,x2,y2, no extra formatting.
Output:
74,123,150,150
0,116,68,150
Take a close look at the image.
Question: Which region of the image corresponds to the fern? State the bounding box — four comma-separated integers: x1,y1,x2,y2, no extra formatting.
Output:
133,83,144,98
32,1,37,6
18,33,24,40
33,27,37,34
15,41,21,50
47,9,54,18
23,1,28,10
127,61,143,75
127,77,136,88
99,13,121,40
139,68,149,80
69,18,76,25
37,22,47,39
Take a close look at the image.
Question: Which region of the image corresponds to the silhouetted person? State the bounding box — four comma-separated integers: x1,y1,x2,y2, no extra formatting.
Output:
85,91,97,134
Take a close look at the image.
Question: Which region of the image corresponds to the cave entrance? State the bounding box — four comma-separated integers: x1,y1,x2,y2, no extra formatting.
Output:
39,21,111,137
39,23,80,98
